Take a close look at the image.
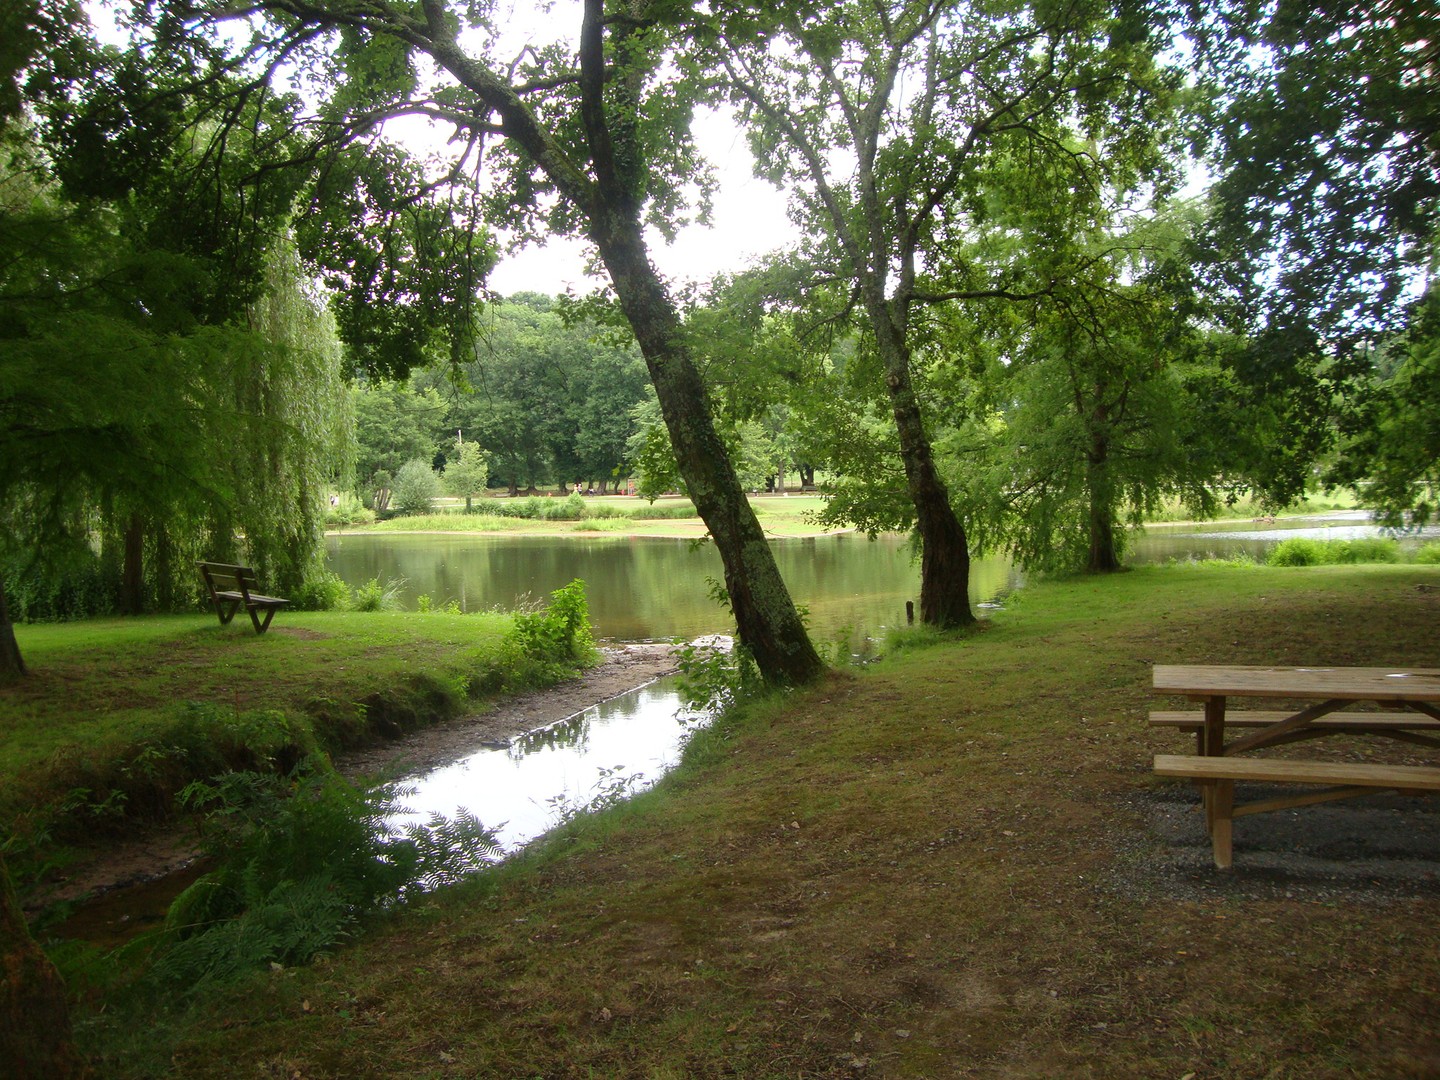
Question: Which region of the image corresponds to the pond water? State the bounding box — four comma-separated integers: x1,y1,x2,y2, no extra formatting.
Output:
326,511,1438,642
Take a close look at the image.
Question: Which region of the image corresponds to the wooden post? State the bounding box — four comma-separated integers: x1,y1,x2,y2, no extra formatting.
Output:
906,601,914,625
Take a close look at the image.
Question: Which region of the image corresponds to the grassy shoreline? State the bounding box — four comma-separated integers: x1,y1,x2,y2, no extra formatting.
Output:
35,561,1440,1076
334,490,1365,540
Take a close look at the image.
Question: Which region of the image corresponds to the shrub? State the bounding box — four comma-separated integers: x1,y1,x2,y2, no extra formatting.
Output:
1267,536,1405,567
1266,538,1327,566
1331,538,1400,564
506,579,596,671
1414,542,1440,565
350,576,405,612
391,458,442,516
290,569,350,611
152,769,501,990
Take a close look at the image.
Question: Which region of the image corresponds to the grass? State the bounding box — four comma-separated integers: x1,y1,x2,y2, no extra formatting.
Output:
346,494,847,539
58,561,1440,1078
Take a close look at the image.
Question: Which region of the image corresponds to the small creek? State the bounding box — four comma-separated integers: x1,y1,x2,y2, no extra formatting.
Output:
54,675,704,946
389,674,708,853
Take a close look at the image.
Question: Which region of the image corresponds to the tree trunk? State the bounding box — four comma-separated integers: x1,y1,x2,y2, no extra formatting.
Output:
120,513,145,616
154,522,175,611
0,574,25,682
0,853,84,1078
592,218,823,686
873,323,975,628
1086,436,1121,572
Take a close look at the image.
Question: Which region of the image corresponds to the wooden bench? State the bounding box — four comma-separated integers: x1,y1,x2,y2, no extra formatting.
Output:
197,561,289,635
1153,754,1440,869
1150,710,1440,753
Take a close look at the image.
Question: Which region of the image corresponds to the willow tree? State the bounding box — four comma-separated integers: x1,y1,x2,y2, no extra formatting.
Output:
709,0,1184,626
114,0,822,684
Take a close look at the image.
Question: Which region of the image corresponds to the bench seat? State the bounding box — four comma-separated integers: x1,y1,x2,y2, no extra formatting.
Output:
1149,710,1440,752
1153,753,1440,869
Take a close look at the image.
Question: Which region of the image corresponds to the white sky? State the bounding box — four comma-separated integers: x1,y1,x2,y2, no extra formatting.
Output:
482,107,796,297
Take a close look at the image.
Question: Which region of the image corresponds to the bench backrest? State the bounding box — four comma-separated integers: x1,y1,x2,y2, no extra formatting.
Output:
198,561,259,596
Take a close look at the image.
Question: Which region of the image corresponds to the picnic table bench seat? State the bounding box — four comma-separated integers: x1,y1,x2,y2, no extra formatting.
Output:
197,561,289,635
1153,753,1440,870
1150,709,1440,752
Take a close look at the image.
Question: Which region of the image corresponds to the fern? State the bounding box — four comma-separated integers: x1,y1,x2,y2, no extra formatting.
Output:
149,769,501,991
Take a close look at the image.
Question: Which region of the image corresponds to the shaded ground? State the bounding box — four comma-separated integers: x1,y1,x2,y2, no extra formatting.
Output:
1118,783,1440,905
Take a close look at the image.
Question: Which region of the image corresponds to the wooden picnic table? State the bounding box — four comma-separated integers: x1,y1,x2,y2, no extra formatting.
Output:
1152,664,1440,757
1149,664,1440,868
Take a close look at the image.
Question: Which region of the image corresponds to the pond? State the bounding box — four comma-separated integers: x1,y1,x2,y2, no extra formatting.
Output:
326,511,1438,642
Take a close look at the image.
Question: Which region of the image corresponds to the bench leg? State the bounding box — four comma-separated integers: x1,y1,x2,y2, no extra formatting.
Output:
248,605,279,635
1210,780,1235,870
214,600,240,627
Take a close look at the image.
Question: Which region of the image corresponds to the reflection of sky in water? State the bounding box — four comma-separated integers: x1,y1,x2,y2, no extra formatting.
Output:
390,676,708,853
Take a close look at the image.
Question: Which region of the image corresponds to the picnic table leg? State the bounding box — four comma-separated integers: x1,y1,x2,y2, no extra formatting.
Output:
1202,695,1225,757
1210,779,1235,870
1198,695,1226,821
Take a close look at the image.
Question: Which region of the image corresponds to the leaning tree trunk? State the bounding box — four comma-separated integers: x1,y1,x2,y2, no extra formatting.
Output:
873,323,975,628
0,853,84,1078
593,217,823,686
0,574,25,681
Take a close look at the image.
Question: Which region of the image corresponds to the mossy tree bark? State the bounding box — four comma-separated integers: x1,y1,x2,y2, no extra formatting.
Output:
0,575,24,681
872,314,975,628
421,0,825,685
0,854,84,1078
593,212,824,682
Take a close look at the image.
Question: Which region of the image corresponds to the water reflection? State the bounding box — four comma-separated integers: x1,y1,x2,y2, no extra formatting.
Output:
390,675,706,854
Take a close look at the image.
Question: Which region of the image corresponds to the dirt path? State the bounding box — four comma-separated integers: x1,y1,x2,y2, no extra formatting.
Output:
32,645,680,909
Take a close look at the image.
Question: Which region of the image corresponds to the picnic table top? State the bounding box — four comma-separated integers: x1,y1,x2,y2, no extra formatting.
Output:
1152,664,1440,701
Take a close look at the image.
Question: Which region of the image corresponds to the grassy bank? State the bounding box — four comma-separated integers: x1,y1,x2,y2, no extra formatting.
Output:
346,494,842,539
69,562,1440,1077
1,604,592,885
343,489,1362,539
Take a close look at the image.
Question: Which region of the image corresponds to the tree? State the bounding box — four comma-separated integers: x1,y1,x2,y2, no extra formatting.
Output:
392,458,442,516
712,0,1184,626
444,439,490,510
1332,287,1440,526
110,0,822,680
0,854,82,1078
1189,0,1438,349
352,380,447,495
1182,1,1440,508
2,39,350,670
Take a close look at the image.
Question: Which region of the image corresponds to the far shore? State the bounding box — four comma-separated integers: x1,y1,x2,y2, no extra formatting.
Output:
327,491,1365,541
